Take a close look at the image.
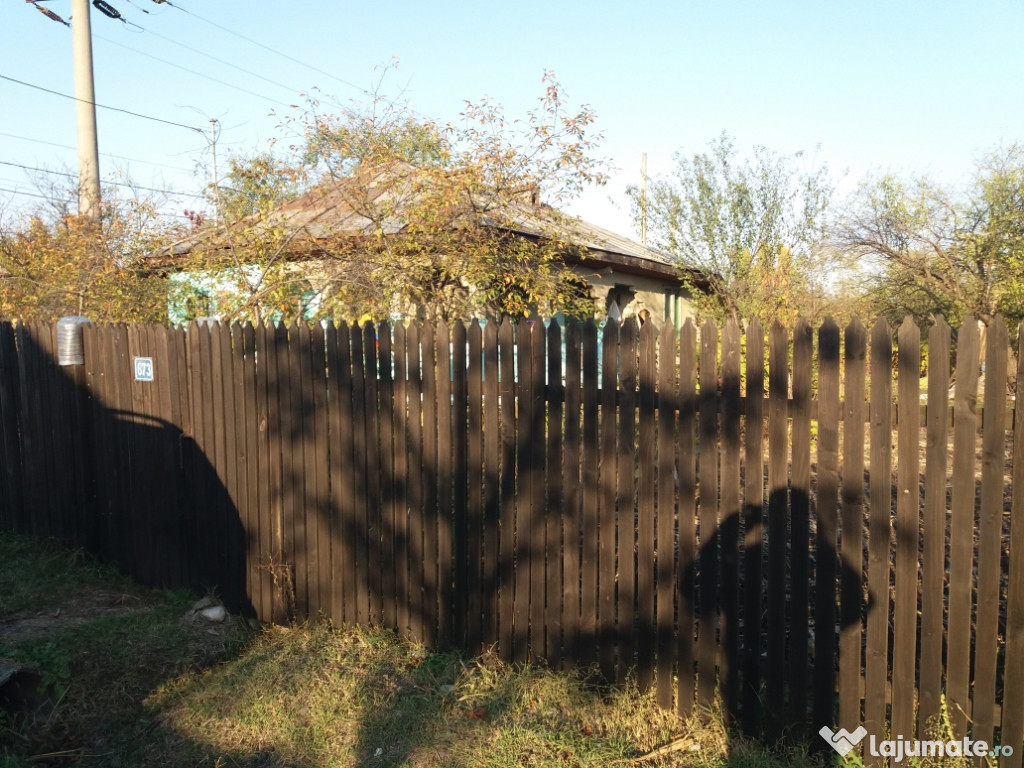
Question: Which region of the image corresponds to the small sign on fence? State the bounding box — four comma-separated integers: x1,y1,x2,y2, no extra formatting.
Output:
133,357,154,382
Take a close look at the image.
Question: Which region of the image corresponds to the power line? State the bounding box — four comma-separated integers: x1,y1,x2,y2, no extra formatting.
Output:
94,33,296,109
0,186,52,201
0,73,206,134
0,160,200,198
165,4,377,101
131,25,304,97
0,131,194,173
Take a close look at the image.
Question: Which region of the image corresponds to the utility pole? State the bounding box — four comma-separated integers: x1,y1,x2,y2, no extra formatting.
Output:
640,152,648,246
71,0,101,221
209,118,221,223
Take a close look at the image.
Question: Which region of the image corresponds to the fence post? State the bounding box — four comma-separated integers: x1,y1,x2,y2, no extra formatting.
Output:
57,316,96,551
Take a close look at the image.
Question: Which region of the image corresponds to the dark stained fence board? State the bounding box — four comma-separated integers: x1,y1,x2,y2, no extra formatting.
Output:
111,325,136,575
436,320,456,648
562,320,582,669
1000,322,1024,768
219,324,245,611
892,318,921,742
449,320,467,650
529,321,546,662
546,320,564,666
282,323,307,621
697,318,719,709
839,320,867,737
947,317,981,737
579,319,600,669
0,323,25,533
561,319,585,667
378,324,398,631
973,317,1008,750
13,325,39,539
391,323,409,634
240,324,262,618
363,324,383,628
420,323,439,647
919,318,950,727
313,326,331,628
210,325,235,602
408,324,426,641
616,319,637,684
655,323,677,710
790,318,812,735
269,323,291,624
151,326,180,587
350,325,370,628
227,326,247,602
813,319,840,733
483,319,501,649
466,320,485,652
513,321,533,663
766,321,789,739
636,320,657,693
296,323,318,621
599,319,619,681
719,319,741,722
864,318,893,753
676,320,697,716
498,318,516,662
742,320,765,735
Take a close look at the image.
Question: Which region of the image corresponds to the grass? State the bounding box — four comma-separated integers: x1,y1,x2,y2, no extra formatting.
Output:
5,529,961,768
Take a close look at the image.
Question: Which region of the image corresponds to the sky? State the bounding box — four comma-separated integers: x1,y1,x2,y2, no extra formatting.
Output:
2,0,1023,240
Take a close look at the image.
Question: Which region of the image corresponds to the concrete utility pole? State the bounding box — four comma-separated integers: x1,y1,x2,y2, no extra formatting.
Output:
640,152,648,246
71,0,101,221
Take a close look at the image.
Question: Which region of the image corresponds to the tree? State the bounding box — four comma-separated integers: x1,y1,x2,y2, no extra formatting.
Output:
626,133,834,326
837,144,1024,331
176,70,608,325
0,189,169,324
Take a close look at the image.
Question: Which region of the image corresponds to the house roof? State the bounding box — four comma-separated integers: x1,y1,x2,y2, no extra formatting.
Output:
165,164,707,288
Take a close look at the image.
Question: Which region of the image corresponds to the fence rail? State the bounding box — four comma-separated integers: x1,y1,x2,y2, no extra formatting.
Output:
1,315,1022,761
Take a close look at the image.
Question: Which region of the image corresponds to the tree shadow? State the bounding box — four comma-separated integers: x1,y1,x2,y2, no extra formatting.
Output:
684,487,875,763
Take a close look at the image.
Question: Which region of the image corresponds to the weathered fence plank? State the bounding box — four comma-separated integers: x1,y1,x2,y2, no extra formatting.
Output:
562,319,582,669
676,319,697,716
790,318,812,736
697,318,719,708
637,320,657,693
656,323,677,710
974,317,1008,752
742,319,764,735
766,321,788,739
599,319,618,681
1001,322,1024,768
814,319,840,734
864,318,892,758
839,319,866,741
919,317,950,727
947,317,981,737
546,320,564,666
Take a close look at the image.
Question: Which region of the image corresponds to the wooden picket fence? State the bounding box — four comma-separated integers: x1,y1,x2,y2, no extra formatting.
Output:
0,315,1022,761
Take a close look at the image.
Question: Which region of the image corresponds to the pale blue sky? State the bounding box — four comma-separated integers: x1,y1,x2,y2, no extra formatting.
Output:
2,0,1022,238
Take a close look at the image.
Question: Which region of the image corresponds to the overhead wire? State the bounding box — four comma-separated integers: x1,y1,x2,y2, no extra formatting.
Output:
0,187,53,201
0,160,200,199
127,25,304,97
0,74,206,134
0,131,194,173
93,33,297,109
160,3,378,101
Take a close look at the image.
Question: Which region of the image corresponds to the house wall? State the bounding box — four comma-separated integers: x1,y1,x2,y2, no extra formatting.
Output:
573,267,699,330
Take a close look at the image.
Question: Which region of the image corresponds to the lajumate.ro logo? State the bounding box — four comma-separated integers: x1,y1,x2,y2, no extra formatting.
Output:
819,725,1015,762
